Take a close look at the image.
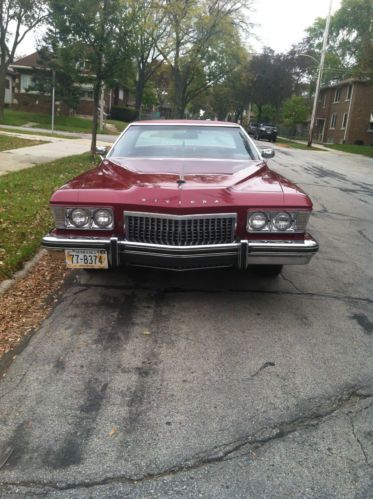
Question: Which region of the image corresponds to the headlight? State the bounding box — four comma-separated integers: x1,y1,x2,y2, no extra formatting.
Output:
247,212,268,231
69,208,90,228
247,210,310,233
52,206,114,229
93,209,113,228
260,127,266,131
273,212,292,231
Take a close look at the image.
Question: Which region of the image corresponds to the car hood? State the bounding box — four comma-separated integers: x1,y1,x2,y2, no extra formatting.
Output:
51,158,311,209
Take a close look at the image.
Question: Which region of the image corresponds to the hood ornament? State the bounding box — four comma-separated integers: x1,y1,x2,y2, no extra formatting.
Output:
177,161,186,188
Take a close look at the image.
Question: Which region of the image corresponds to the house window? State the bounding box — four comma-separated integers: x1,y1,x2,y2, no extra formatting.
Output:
322,93,327,108
334,87,341,102
119,88,124,100
346,84,352,100
341,113,348,129
5,78,10,89
20,74,33,93
330,113,337,129
369,113,373,132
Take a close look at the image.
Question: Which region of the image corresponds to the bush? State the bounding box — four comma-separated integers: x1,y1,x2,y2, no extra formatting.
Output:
110,106,138,122
354,139,364,145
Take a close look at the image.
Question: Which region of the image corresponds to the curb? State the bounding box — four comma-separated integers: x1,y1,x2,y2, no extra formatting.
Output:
0,249,48,296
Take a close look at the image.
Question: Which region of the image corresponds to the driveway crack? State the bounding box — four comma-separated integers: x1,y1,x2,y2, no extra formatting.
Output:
1,387,372,492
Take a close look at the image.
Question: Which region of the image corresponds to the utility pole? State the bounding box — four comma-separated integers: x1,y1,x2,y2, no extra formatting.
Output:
307,0,333,147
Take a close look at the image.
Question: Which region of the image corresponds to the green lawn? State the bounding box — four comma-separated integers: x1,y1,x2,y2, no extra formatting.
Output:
0,134,46,151
0,109,126,134
277,138,323,151
0,153,96,281
323,143,373,158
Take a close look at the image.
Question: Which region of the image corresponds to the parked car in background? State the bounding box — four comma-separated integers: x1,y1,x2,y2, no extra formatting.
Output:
254,123,278,142
42,120,318,276
246,122,259,136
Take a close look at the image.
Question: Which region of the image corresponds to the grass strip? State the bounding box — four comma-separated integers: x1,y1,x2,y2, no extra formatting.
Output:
0,153,96,281
0,135,46,151
1,109,126,134
276,138,323,151
323,143,373,158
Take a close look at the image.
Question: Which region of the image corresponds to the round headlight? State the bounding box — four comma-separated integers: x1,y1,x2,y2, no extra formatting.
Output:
69,208,90,228
93,209,113,228
248,212,268,231
273,212,292,231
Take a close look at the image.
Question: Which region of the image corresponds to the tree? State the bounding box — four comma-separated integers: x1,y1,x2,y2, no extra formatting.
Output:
128,0,168,114
28,46,84,112
292,0,373,83
160,0,250,118
248,49,294,122
0,0,48,120
47,0,134,153
282,95,310,135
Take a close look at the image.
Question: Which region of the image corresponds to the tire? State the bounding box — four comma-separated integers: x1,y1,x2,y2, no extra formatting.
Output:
250,265,283,277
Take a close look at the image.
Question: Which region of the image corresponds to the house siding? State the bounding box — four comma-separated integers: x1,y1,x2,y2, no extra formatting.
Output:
315,80,373,145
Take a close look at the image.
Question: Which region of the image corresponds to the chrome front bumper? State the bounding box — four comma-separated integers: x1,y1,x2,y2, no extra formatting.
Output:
42,234,319,271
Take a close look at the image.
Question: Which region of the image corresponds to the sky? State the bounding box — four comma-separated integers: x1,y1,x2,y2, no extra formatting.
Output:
250,0,342,53
18,0,342,58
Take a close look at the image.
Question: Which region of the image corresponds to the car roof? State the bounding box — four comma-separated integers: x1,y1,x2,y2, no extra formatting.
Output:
129,120,240,127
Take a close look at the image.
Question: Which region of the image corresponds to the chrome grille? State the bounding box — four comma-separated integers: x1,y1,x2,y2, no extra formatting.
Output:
124,212,236,246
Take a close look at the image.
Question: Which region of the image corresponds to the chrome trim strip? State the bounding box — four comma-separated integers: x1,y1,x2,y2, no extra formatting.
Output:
121,241,240,251
124,211,237,220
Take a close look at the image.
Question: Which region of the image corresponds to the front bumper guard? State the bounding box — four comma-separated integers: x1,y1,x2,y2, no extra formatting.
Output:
42,234,318,271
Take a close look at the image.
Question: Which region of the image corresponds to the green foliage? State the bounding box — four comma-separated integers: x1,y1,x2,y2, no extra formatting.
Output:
28,47,85,111
293,0,373,83
46,0,134,151
261,105,278,123
248,49,294,120
0,153,94,279
282,96,310,130
0,0,48,117
162,0,251,117
1,109,102,133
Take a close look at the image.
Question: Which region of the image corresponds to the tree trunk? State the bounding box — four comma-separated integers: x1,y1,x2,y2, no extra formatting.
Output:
135,77,144,117
91,81,101,155
0,65,8,121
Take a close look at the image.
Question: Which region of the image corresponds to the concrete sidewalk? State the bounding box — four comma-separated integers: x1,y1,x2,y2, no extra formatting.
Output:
0,130,116,176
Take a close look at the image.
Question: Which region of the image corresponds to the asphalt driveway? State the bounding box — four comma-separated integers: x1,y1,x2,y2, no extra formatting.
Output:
0,144,372,497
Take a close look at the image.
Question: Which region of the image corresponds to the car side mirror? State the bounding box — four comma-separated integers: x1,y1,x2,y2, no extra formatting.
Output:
260,148,275,159
96,146,109,159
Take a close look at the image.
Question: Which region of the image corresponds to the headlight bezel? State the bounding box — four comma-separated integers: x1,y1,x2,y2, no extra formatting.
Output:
246,210,310,233
52,206,114,230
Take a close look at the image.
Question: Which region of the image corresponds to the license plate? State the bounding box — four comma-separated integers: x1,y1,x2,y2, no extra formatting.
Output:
65,249,108,269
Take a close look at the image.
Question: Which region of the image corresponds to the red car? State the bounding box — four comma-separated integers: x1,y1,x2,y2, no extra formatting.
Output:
42,120,318,276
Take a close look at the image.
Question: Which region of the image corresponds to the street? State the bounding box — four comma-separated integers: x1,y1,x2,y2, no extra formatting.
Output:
0,144,372,497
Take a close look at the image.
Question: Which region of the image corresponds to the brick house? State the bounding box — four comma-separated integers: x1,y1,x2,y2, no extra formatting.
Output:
313,78,373,145
6,52,130,116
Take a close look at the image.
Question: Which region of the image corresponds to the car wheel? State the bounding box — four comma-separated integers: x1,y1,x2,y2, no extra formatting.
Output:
250,265,283,276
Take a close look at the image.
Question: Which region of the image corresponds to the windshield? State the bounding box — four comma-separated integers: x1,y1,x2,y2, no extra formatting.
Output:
108,125,259,161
